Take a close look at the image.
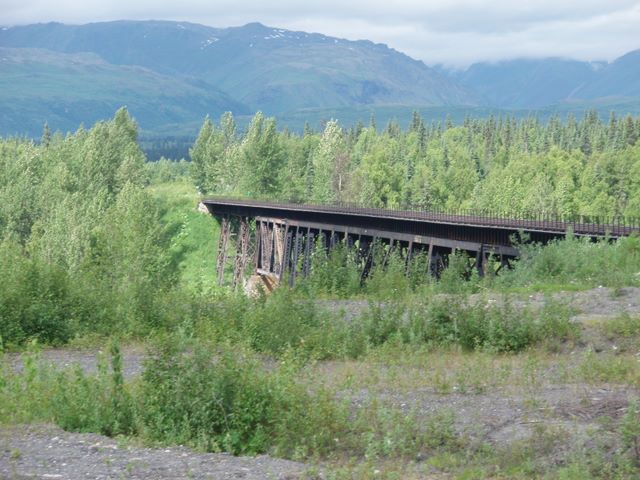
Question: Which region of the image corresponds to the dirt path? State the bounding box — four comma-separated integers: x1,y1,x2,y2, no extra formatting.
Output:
0,424,307,480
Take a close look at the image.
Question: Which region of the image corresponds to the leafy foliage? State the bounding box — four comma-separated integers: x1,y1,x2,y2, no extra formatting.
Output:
0,108,176,345
193,110,640,219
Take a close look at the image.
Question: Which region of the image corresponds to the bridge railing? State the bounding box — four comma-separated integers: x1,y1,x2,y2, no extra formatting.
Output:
202,196,640,238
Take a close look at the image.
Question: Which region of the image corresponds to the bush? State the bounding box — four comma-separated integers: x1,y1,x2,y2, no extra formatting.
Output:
621,401,640,466
498,234,640,289
0,341,135,435
199,288,353,360
365,247,412,299
0,240,75,345
305,242,361,298
354,294,577,353
140,339,268,453
437,250,481,294
244,288,320,354
52,342,135,436
140,338,347,455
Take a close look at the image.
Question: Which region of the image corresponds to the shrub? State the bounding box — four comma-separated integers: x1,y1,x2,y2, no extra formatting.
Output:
140,339,272,454
498,234,640,290
621,401,640,466
305,242,361,298
353,294,576,353
244,288,320,355
52,342,136,436
0,240,75,346
437,250,481,294
140,338,347,455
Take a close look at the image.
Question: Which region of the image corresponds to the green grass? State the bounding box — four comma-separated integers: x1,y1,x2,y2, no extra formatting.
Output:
147,181,218,290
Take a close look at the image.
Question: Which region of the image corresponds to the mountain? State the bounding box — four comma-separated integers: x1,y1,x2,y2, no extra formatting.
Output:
443,53,640,109
447,58,604,108
571,49,640,100
0,21,478,117
0,46,249,136
1,20,639,138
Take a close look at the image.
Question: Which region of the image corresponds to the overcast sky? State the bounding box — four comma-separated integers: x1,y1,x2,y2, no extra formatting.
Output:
3,0,640,67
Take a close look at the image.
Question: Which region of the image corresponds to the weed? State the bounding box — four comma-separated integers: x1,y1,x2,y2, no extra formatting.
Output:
577,350,640,386
620,400,640,466
602,314,640,339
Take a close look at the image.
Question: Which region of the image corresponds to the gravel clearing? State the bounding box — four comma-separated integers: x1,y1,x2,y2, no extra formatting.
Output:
3,286,640,476
0,424,308,480
7,346,146,380
320,286,640,322
347,384,636,446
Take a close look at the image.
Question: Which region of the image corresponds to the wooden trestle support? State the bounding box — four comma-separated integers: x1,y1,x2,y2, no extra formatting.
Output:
214,215,514,290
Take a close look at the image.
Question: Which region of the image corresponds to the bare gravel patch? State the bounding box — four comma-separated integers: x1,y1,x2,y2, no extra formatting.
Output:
504,286,640,321
6,346,145,380
346,384,637,446
0,424,308,480
318,286,640,323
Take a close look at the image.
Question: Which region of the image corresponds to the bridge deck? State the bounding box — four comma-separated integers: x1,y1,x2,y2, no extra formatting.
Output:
202,198,639,287
202,198,638,242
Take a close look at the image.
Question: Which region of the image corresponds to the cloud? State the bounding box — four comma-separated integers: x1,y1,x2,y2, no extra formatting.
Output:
2,0,640,67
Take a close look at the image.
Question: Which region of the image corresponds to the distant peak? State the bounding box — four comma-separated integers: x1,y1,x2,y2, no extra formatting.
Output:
243,22,268,29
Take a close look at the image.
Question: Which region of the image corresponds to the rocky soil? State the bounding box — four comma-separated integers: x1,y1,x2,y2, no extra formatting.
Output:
0,424,307,480
2,286,640,478
320,286,640,322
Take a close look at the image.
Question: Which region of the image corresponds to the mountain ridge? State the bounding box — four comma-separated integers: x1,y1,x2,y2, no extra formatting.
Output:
0,46,250,136
1,20,639,138
442,52,640,108
0,20,479,113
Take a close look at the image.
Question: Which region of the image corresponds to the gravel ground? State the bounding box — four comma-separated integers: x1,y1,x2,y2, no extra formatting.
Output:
0,424,308,480
494,286,640,321
319,286,640,322
3,286,640,476
7,346,146,379
347,384,635,446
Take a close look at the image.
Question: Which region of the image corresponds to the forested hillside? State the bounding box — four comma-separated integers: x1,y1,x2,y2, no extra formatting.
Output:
191,110,640,218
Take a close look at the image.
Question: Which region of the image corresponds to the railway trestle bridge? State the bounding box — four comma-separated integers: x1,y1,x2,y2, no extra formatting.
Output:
202,198,639,289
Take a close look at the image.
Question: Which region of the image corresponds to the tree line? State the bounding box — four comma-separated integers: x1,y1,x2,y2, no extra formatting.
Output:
191,110,640,218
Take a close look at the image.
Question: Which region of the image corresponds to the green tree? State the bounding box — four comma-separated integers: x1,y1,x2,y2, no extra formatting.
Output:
238,113,284,197
311,120,344,203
